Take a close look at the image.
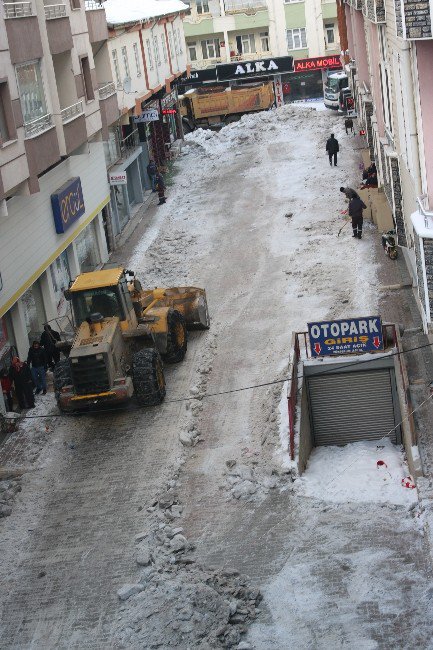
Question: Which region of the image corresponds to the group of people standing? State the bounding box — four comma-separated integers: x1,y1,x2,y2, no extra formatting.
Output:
0,325,61,412
146,160,166,206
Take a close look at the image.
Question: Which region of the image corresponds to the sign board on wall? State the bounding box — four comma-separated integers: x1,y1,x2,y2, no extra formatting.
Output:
216,56,293,81
293,55,342,73
133,109,159,123
51,177,85,235
109,171,127,186
308,316,384,357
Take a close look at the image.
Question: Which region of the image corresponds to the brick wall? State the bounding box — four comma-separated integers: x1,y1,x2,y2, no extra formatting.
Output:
402,0,432,38
364,99,375,160
395,0,404,35
390,157,407,246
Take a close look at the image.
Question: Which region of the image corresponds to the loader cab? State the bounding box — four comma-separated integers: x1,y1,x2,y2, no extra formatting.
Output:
68,268,138,330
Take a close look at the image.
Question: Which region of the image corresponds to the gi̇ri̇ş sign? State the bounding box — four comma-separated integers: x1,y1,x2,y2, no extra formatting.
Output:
51,177,85,234
308,316,384,357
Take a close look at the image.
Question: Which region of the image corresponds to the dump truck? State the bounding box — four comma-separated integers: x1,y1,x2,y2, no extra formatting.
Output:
53,268,209,412
179,82,275,131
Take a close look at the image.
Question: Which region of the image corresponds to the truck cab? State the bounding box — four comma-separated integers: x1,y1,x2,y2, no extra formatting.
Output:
324,72,349,109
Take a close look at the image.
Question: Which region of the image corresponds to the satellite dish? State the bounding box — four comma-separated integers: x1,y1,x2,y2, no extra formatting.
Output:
123,76,131,93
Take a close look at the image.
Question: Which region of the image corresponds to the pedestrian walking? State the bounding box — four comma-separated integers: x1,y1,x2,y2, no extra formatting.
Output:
0,368,14,412
9,357,34,409
326,133,339,166
344,117,354,135
147,159,157,192
40,324,61,370
340,186,360,200
348,195,367,239
156,171,166,205
27,341,47,395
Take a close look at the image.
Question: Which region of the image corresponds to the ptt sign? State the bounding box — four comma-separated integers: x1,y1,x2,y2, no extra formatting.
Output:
308,316,384,357
51,177,85,234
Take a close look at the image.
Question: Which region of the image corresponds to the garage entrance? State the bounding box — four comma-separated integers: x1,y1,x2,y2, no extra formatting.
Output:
306,366,401,446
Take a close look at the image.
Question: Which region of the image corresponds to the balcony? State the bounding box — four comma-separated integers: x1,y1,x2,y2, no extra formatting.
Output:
61,100,84,124
24,113,53,138
98,81,116,100
224,0,267,13
85,0,108,43
230,51,267,61
44,3,66,19
394,0,432,38
120,129,140,157
3,1,34,18
190,57,223,69
362,0,385,23
344,0,362,11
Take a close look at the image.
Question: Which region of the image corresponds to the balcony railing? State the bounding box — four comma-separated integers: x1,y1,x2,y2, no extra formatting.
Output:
44,3,66,19
224,0,267,13
417,195,433,229
61,101,84,124
24,113,53,138
3,1,34,17
120,128,140,156
85,0,104,9
190,57,222,69
230,52,265,61
98,81,116,100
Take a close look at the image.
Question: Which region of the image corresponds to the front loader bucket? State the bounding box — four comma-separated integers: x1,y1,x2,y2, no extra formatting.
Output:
162,287,210,330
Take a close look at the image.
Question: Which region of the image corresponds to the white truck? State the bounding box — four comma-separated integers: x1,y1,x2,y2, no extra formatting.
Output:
324,71,349,109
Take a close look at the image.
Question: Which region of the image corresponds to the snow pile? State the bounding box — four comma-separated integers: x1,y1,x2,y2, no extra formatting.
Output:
295,439,417,505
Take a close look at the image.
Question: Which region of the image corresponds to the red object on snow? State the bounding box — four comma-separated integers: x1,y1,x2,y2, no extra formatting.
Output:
376,460,387,469
401,476,416,489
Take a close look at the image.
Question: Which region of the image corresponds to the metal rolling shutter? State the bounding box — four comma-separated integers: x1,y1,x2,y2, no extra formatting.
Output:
308,369,397,446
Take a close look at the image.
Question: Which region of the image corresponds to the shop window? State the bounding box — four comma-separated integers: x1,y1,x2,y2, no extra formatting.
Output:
188,43,197,62
325,23,335,45
50,251,71,318
76,223,101,274
201,39,220,60
196,0,209,14
146,39,154,70
22,284,46,342
161,33,168,63
260,32,269,52
80,56,95,101
121,46,130,80
112,49,121,87
15,60,48,125
286,28,307,51
0,81,15,144
133,43,141,77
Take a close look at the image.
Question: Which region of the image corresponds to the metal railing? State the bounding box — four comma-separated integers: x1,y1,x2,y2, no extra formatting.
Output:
84,0,104,9
120,128,140,155
60,100,83,123
230,52,263,61
24,113,53,138
98,81,116,99
417,194,433,229
224,0,267,13
190,57,222,69
44,3,66,19
3,1,34,17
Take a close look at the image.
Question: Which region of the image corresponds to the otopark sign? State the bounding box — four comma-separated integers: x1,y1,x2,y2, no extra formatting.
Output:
308,316,384,357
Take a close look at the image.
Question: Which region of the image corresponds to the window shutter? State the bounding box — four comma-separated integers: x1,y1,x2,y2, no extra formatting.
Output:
286,30,293,50
301,28,307,48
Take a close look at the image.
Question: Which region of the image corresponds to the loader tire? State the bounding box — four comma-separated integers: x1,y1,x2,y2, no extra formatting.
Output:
163,309,187,363
53,359,73,400
132,348,166,406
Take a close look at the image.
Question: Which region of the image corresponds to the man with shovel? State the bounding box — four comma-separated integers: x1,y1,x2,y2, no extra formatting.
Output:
348,194,367,239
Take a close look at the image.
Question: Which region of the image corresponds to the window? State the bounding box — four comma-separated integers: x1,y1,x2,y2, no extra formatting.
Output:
16,61,48,124
188,42,197,62
378,25,392,133
133,42,141,76
153,36,161,66
146,39,154,70
260,31,269,52
177,28,183,54
0,81,15,143
121,46,130,80
241,33,256,54
201,39,220,59
168,33,174,58
161,33,168,62
173,29,179,55
286,28,307,50
196,0,209,13
325,23,335,45
112,49,121,87
70,0,81,8
80,56,95,100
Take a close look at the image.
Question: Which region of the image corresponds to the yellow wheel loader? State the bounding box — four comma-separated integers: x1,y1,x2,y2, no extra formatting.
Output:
54,268,209,413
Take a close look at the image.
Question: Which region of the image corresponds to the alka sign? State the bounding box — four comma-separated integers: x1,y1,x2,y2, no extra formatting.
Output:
308,316,384,357
293,55,342,73
51,177,85,234
217,56,293,81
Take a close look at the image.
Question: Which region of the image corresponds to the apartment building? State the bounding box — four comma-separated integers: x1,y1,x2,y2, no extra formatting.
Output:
183,0,340,98
0,0,119,363
103,0,188,235
343,0,433,332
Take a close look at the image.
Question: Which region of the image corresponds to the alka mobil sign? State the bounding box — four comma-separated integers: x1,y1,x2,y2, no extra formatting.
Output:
308,316,384,357
51,177,85,235
293,55,342,73
217,56,293,81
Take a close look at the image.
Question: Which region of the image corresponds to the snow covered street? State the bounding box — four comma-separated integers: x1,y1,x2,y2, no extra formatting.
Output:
1,105,433,648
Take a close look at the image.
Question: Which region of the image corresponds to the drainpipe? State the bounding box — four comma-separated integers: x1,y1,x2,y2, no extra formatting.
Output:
398,43,422,196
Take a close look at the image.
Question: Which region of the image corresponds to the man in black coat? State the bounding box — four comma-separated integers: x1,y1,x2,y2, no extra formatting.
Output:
40,324,61,370
9,357,34,409
27,341,48,395
326,133,339,166
348,195,367,239
340,186,360,200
